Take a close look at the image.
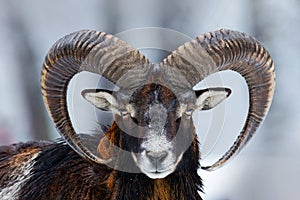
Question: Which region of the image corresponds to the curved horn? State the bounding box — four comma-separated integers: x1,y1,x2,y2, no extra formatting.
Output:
41,30,150,164
163,29,275,171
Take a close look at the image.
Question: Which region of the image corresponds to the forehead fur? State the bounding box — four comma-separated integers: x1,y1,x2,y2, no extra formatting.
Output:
129,83,178,111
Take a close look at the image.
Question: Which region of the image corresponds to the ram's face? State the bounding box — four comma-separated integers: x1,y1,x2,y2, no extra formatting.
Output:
126,84,185,179
82,83,231,179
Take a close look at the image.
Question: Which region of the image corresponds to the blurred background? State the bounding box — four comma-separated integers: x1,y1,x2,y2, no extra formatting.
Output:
0,0,299,199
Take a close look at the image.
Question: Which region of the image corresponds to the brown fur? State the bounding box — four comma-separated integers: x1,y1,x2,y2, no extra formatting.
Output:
0,84,203,199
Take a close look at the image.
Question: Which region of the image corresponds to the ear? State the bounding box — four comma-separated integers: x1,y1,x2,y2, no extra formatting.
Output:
81,89,119,113
195,88,231,110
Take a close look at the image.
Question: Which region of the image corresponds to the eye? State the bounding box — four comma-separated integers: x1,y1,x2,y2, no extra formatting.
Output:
185,109,194,116
120,109,129,116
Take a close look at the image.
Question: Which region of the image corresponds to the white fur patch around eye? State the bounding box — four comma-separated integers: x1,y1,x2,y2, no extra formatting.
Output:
126,104,136,118
176,103,187,117
0,152,40,199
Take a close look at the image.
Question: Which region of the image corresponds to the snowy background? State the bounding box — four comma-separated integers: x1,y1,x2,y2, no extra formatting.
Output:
0,0,299,199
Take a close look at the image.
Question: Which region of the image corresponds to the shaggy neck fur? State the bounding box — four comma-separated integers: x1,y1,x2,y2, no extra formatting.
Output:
108,169,203,200
0,123,203,199
109,160,203,200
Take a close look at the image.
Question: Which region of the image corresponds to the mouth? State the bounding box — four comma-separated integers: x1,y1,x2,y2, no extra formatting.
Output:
131,152,184,179
142,168,174,179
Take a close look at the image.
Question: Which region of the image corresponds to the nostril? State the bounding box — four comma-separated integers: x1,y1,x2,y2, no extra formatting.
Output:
146,151,168,162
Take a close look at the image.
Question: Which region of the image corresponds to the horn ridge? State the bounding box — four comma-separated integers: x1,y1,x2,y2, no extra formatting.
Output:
41,30,149,164
163,29,275,171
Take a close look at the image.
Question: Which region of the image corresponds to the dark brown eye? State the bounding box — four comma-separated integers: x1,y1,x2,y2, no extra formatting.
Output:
120,109,128,116
185,109,193,116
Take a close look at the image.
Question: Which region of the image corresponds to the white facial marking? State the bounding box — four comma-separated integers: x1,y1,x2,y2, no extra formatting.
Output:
148,103,167,132
131,103,185,179
142,135,172,154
